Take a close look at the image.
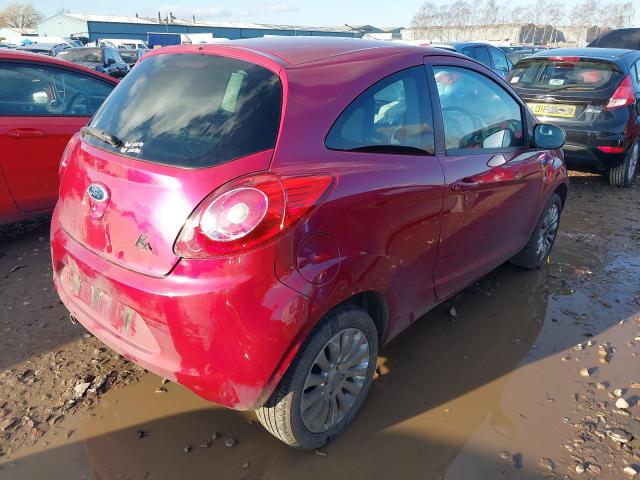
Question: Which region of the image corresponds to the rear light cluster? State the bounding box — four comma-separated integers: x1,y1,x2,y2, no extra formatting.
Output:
59,132,81,177
174,174,333,258
597,146,625,154
606,75,635,111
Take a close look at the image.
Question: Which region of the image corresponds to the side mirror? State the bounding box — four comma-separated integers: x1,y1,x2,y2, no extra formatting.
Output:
106,58,115,65
533,124,565,150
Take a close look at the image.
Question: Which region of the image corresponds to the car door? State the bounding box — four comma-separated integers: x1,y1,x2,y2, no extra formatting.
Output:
424,56,545,299
0,61,116,212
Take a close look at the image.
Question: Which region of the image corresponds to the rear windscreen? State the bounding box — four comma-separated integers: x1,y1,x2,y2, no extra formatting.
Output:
86,53,283,168
509,58,624,91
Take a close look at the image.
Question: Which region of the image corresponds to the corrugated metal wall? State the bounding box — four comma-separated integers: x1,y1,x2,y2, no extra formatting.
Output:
38,16,89,38
86,21,357,41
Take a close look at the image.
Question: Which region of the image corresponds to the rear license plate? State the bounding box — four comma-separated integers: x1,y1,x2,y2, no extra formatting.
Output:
527,103,576,118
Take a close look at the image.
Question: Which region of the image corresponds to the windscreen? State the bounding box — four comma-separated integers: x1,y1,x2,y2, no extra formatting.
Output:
509,58,624,91
85,53,283,168
57,48,102,63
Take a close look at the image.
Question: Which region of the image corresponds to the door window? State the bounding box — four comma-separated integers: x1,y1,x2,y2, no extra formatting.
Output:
104,48,115,64
473,47,493,68
433,66,524,152
0,63,114,117
489,48,510,73
326,66,435,154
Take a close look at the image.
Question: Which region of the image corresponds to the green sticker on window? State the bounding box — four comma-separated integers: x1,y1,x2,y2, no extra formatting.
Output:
221,71,247,113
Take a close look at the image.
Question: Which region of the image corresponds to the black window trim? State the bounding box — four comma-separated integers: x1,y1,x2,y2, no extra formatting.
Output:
324,65,437,157
426,61,532,156
0,59,117,118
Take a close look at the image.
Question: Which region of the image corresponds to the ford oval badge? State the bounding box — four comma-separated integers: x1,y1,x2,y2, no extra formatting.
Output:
87,183,109,203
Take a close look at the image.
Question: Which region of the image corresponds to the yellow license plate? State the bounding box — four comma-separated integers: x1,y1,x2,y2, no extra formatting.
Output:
527,103,576,118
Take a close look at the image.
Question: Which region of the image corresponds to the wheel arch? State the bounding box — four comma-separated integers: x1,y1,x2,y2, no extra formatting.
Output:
331,290,390,346
553,182,568,207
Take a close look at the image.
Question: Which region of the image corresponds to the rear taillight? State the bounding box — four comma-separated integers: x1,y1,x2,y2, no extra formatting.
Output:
548,56,581,62
59,132,81,177
597,146,625,154
605,75,635,110
174,173,333,258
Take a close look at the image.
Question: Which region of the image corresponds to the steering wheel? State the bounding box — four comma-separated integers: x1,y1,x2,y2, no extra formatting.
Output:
441,106,484,131
65,93,90,115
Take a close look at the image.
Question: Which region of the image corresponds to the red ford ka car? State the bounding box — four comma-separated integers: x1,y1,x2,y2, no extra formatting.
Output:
51,38,568,449
0,50,117,224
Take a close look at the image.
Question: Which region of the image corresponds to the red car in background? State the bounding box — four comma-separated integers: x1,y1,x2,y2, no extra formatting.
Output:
0,50,117,224
51,38,568,449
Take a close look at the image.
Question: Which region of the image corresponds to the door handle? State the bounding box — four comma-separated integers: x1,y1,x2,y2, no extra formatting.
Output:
451,178,479,192
7,128,46,139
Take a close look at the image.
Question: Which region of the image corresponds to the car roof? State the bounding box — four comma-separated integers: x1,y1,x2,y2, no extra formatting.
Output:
0,49,119,82
447,41,494,49
155,37,457,66
530,47,640,64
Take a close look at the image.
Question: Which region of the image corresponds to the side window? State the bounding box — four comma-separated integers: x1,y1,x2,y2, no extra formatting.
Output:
112,49,124,63
433,66,524,152
474,47,493,68
490,48,509,72
634,61,640,84
461,46,474,57
326,66,435,154
0,63,114,117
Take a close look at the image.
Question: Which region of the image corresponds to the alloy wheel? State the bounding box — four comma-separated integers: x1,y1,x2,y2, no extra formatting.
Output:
536,203,560,260
627,142,639,183
300,328,370,433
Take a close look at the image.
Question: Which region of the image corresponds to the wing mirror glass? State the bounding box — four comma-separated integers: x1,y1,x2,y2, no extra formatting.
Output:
533,124,565,150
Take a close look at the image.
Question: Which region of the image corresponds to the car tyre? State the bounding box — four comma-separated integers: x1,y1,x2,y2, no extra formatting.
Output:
255,305,379,450
608,141,639,187
509,193,562,270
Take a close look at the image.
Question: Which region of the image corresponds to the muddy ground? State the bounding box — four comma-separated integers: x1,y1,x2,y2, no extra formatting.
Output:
1,171,639,479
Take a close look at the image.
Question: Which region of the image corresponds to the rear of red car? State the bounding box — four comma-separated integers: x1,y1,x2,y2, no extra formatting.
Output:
51,47,328,409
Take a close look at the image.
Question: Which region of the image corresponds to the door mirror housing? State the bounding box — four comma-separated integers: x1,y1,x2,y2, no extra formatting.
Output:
106,58,116,65
533,124,565,150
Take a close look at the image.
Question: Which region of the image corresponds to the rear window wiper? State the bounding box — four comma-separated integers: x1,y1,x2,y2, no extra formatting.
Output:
347,145,430,155
81,126,123,147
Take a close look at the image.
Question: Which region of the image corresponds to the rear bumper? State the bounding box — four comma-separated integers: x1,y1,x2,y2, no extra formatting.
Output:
563,128,627,171
50,208,310,410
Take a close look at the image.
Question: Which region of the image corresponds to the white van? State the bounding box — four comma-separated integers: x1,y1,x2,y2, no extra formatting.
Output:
95,38,148,50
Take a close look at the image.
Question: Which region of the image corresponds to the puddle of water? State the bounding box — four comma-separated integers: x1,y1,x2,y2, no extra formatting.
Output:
2,175,639,479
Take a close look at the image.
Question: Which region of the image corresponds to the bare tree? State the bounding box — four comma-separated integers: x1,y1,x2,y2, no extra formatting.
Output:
0,3,43,29
410,1,439,40
409,0,634,44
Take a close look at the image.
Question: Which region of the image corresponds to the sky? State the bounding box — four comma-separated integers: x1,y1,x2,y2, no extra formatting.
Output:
19,0,640,28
